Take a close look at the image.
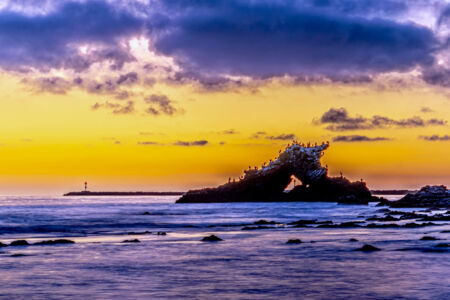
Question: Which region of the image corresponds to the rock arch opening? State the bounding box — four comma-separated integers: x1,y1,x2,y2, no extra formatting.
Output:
284,175,302,192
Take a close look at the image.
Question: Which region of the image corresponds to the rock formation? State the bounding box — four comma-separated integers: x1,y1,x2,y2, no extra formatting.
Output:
177,141,377,204
389,185,450,208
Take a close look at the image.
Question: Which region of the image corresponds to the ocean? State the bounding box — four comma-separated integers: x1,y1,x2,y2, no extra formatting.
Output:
0,195,448,300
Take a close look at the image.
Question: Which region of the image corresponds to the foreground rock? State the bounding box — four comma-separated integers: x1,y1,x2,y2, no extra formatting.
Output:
355,244,381,252
286,239,302,244
389,185,450,208
420,236,439,241
201,235,223,242
178,141,380,204
34,239,75,245
9,240,29,246
122,239,140,243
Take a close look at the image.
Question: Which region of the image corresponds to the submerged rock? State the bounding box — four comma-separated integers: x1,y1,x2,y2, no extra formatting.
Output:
419,214,450,221
355,244,381,252
286,239,302,244
253,219,277,225
10,253,29,257
177,142,379,204
122,239,141,243
201,235,223,242
34,239,75,245
287,219,319,225
420,236,439,241
9,240,29,246
389,185,450,208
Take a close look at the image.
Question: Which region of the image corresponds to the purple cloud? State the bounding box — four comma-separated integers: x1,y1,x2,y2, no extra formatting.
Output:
318,108,447,131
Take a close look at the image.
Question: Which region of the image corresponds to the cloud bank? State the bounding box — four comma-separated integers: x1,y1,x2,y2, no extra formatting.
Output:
318,108,447,131
333,135,392,142
419,134,450,141
0,0,449,114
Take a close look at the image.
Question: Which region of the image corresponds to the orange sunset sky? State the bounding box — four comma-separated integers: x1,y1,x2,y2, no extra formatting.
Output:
0,1,449,194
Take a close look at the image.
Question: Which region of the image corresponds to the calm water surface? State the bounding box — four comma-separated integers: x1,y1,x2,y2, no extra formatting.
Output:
0,195,448,299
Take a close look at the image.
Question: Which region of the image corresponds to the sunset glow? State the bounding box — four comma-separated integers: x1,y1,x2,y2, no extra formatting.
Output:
0,1,449,194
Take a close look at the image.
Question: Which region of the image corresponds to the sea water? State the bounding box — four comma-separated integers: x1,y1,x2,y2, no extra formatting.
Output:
0,195,448,300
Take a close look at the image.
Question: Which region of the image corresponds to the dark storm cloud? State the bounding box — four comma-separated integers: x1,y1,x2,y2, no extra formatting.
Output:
306,0,408,15
116,72,139,85
144,94,178,116
0,1,143,72
156,0,437,78
173,140,208,146
437,4,450,27
317,108,447,131
421,66,450,87
333,135,392,142
0,0,440,81
418,134,450,141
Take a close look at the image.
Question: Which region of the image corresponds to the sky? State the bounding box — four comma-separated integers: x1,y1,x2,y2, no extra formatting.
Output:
0,0,449,195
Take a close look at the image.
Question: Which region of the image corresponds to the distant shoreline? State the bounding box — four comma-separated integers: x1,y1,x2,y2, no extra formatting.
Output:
370,190,416,195
64,190,414,197
64,191,185,196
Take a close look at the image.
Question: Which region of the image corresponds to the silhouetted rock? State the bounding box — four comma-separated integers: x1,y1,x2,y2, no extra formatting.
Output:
157,232,167,235
419,214,450,221
435,243,449,248
201,235,223,242
420,236,439,241
122,239,140,243
287,176,377,204
34,239,75,245
0,242,7,247
355,244,381,251
286,239,302,244
288,219,332,227
287,219,318,225
177,142,380,204
366,223,400,228
142,212,151,215
366,222,438,228
9,240,29,246
253,219,277,225
349,238,359,242
389,185,450,208
10,253,29,257
402,222,437,228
